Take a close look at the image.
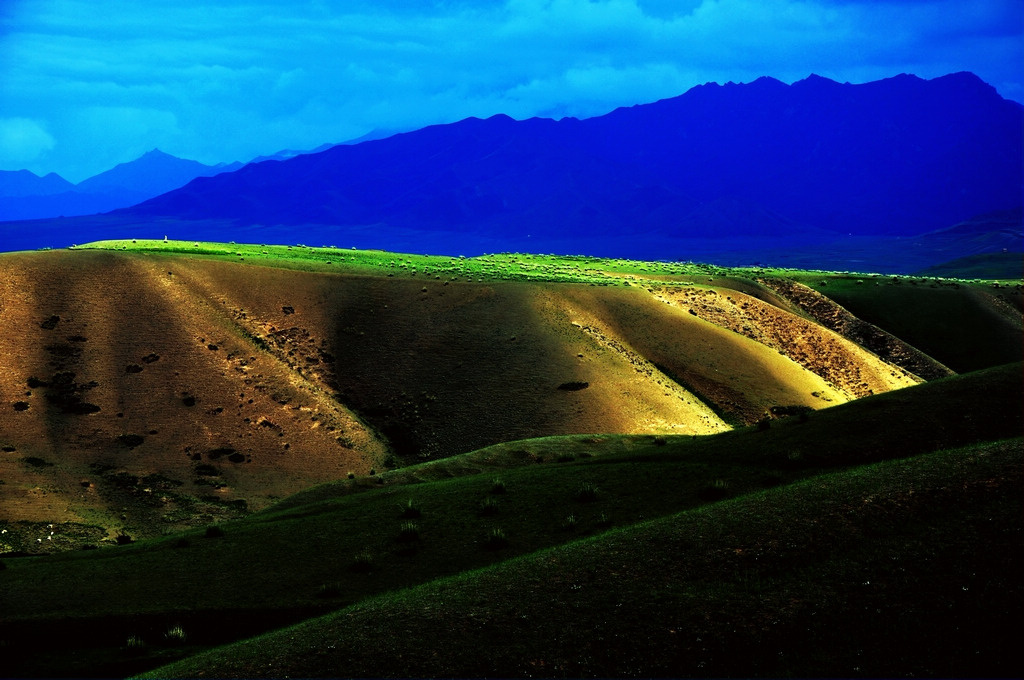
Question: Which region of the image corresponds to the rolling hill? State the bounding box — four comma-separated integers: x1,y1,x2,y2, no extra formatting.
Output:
3,241,996,551
0,242,1020,677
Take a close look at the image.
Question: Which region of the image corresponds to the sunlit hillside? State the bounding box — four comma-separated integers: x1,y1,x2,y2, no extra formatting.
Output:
1,241,1019,552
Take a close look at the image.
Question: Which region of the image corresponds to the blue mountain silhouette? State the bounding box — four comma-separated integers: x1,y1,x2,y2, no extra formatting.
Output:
2,72,1020,268
121,72,1021,246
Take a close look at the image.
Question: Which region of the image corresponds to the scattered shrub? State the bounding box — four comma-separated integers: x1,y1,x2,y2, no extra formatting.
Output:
756,418,772,431
556,453,575,463
699,479,731,502
489,478,507,495
596,512,613,528
347,471,355,479
194,463,220,476
125,364,143,374
397,521,420,542
653,436,668,446
557,381,589,391
204,526,225,538
117,434,145,448
561,514,578,531
575,482,599,503
400,499,421,519
164,626,187,645
482,527,508,550
478,497,500,516
350,551,375,573
124,635,147,655
769,405,813,421
115,532,134,545
316,583,343,599
12,402,29,412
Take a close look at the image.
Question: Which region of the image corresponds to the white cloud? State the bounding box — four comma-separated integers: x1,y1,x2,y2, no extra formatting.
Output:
0,0,1019,180
0,118,56,168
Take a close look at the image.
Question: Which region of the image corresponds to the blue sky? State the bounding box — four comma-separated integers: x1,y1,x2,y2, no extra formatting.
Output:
1,0,1021,182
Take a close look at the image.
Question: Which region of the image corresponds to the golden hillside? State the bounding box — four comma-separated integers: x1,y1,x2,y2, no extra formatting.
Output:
0,246,950,549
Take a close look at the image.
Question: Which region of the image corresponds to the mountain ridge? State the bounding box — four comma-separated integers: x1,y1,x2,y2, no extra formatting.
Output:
118,72,1021,249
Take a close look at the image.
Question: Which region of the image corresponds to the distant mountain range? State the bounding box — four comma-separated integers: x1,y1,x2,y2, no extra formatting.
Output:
0,149,230,221
1,72,1020,271
0,140,360,222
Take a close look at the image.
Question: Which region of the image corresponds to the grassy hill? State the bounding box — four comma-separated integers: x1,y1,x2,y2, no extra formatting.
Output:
917,251,1024,280
0,241,1020,677
141,438,1022,679
7,240,1001,551
791,271,1022,372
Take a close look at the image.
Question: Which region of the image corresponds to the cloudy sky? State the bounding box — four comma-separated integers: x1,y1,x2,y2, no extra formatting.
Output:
1,0,1021,183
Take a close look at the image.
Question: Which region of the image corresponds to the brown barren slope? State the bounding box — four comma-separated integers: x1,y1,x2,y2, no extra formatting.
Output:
173,259,732,457
648,283,922,399
0,251,387,551
1,249,925,552
535,285,851,425
757,277,956,380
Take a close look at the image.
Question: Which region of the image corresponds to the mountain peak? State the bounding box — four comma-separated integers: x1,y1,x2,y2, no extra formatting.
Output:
933,71,1000,97
139,148,177,161
795,73,842,87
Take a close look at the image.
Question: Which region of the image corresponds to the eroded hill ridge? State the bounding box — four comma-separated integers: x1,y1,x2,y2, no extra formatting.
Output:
1,241,1020,553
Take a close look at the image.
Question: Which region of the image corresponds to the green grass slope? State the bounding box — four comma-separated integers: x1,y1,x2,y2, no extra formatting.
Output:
794,273,1023,373
917,251,1024,280
1,363,1020,677
142,437,1022,679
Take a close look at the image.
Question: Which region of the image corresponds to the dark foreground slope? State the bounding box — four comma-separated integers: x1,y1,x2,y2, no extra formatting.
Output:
1,363,1020,678
145,365,1022,677
145,438,1022,679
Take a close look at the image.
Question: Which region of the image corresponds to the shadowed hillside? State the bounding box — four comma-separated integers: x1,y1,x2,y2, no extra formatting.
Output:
141,438,1022,679
0,250,388,548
